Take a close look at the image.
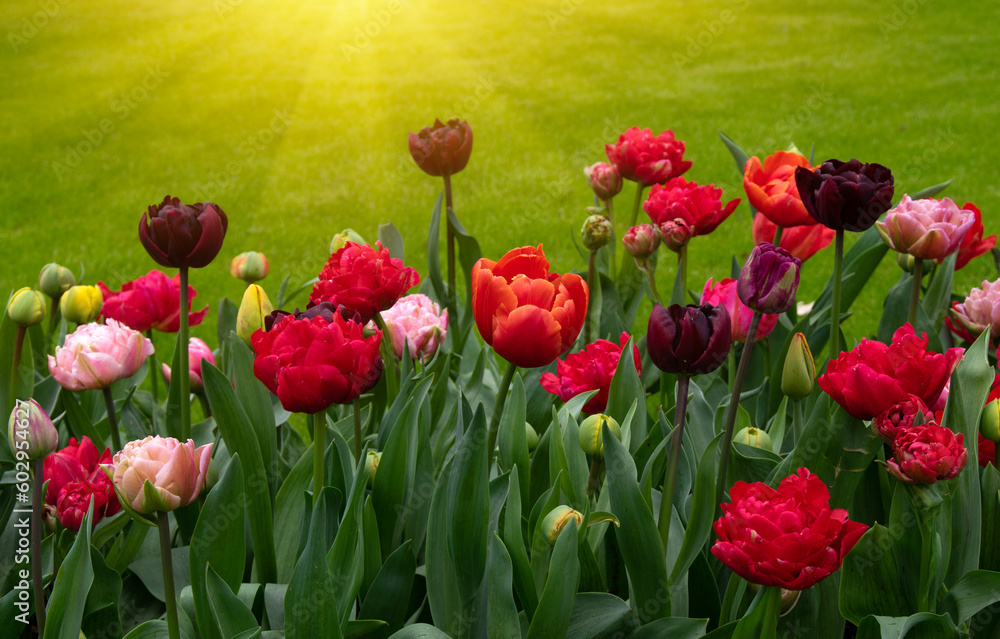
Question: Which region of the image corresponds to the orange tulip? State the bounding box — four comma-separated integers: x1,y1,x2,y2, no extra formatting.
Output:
743,151,814,227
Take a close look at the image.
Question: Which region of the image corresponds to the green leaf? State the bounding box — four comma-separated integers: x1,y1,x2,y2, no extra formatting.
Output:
627,617,709,639
498,373,530,509
855,612,958,639
387,625,453,639
81,547,122,638
487,534,521,639
217,297,239,354
839,524,912,624
717,130,752,186
564,593,632,639
921,253,956,335
274,444,316,583
425,445,463,635
732,586,781,639
358,540,416,635
981,464,1000,572
228,333,279,498
378,221,406,262
526,520,580,639
606,338,646,451
909,180,951,200
670,434,722,585
327,454,369,628
448,207,483,318
425,192,447,305
44,503,94,639
938,569,1000,627
164,331,185,439
360,496,382,601
286,488,342,639
373,395,418,560
502,467,538,620
206,564,260,636
123,621,173,638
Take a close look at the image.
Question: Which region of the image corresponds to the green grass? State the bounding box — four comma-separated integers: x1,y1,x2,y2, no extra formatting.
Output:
3,0,999,352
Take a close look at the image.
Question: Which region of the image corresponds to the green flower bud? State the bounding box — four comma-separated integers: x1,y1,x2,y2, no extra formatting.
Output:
581,214,614,251
525,422,539,452
540,505,583,545
366,450,382,483
230,251,270,283
781,333,815,400
579,413,621,459
330,228,367,254
734,426,772,450
60,285,103,324
38,263,76,298
8,398,58,460
7,288,46,327
237,284,273,346
982,398,1000,443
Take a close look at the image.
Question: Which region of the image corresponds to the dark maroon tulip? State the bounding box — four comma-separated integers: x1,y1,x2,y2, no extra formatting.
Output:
408,118,473,177
737,242,801,315
794,159,894,232
139,196,229,269
647,303,732,376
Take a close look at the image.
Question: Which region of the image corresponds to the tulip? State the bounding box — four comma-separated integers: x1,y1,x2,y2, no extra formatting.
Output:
951,278,1000,339
794,159,895,233
48,320,155,392
541,505,583,545
162,337,215,393
742,151,815,227
581,214,614,251
584,162,623,202
643,177,740,238
7,288,45,327
310,241,420,324
230,251,270,283
408,118,473,178
657,218,692,253
955,202,997,271
751,214,833,263
737,242,801,315
237,284,274,346
982,433,997,469
646,303,732,376
379,294,448,363
365,450,382,483
701,278,779,344
98,270,209,334
60,285,103,324
622,224,659,267
605,127,691,187
876,195,975,263
886,423,967,485
138,196,229,269
540,332,641,415
781,333,815,401
112,435,213,513
8,399,58,460
39,263,76,298
43,436,120,529
578,413,621,459
872,395,933,445
983,398,1000,442
734,427,771,450
330,228,367,254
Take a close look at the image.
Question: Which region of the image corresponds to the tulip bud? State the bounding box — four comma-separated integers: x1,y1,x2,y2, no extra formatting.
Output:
525,423,539,452
366,450,382,482
734,426,772,450
581,214,614,251
579,413,621,459
8,399,58,460
781,333,815,400
39,263,76,298
7,288,46,327
60,285,103,324
656,218,692,253
780,588,802,617
330,228,367,254
737,242,801,314
237,284,273,346
983,399,1000,442
622,224,660,267
584,162,623,201
540,504,583,545
230,251,270,283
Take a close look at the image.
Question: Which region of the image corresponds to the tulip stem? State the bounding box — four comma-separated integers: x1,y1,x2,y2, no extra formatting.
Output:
917,517,936,612
792,399,804,450
487,361,518,462
178,266,191,442
643,264,661,305
372,314,398,402
716,311,762,512
147,330,159,432
157,511,181,639
353,399,362,460
47,296,60,346
908,258,923,327
31,458,46,637
829,229,844,360
659,374,689,550
678,243,688,299
621,184,647,277
443,174,457,307
9,325,25,417
587,459,603,500
772,225,784,249
605,198,617,280
310,413,324,506
586,250,598,343
103,387,122,452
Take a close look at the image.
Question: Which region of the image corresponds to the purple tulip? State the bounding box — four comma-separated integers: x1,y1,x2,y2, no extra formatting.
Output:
737,242,801,315
647,303,732,376
139,195,229,269
794,159,894,232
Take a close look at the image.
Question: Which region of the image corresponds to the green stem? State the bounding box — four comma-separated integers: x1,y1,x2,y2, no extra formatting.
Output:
487,361,518,460
47,295,60,347
178,266,191,442
792,399,804,450
10,325,25,416
727,347,736,394
444,173,457,307
196,393,212,419
103,386,121,452
659,375,689,550
157,511,180,639
628,182,646,227
772,225,784,249
679,243,688,298
605,198,617,280
643,264,661,305
716,311,762,511
372,313,398,403
586,459,603,500
917,522,935,612
31,458,46,637
586,250,597,343
908,258,923,327
829,229,844,360
353,399,362,461
310,413,324,506
147,330,158,432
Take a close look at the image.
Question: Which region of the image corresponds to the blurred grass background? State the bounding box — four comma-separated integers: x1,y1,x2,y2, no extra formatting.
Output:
2,0,999,354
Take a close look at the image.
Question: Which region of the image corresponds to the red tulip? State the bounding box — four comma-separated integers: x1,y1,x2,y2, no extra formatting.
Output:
818,323,964,420
712,467,868,590
408,118,473,177
980,433,996,468
743,151,815,227
605,127,692,186
43,437,121,531
886,422,967,484
139,196,228,269
540,332,641,415
310,241,420,324
98,270,208,333
643,177,740,237
955,202,997,271
752,214,834,262
871,394,933,445
471,246,588,368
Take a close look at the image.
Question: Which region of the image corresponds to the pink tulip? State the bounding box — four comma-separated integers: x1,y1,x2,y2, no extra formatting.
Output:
162,337,216,392
48,319,154,391
952,278,1000,338
875,195,976,262
701,278,778,343
379,294,448,363
886,422,967,485
111,435,212,513
623,224,660,265
583,162,623,202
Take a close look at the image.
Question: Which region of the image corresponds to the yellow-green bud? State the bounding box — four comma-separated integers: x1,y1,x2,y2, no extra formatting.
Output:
60,285,103,324
8,398,58,460
237,284,273,346
579,413,621,459
330,228,367,254
734,426,772,450
7,288,46,327
38,263,76,298
540,505,583,545
525,423,539,451
581,214,614,251
781,333,815,400
983,399,1000,442
230,251,270,283
366,450,382,483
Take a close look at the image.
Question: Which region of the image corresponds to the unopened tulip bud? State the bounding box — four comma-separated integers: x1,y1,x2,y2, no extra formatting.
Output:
781,333,815,400
581,214,614,251
780,588,802,616
237,284,273,346
734,426,772,450
737,242,801,314
366,450,382,482
541,504,583,545
60,285,103,324
657,218,692,253
8,399,58,460
525,423,539,452
983,399,1000,442
230,251,270,283
330,228,367,254
579,413,621,459
7,288,46,327
39,263,76,298
584,162,623,202
622,224,660,267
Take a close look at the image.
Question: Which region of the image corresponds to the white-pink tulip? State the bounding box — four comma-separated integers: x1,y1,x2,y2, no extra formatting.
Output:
876,195,975,262
111,435,212,513
48,319,154,391
379,294,448,363
952,278,1000,338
